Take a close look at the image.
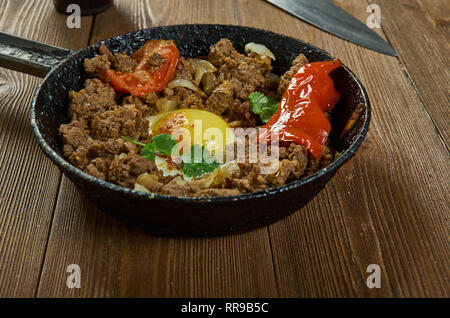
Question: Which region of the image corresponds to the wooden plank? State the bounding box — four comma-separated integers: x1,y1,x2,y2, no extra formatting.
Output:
0,0,93,297
36,0,279,297
417,0,450,30
376,0,449,148
236,0,450,297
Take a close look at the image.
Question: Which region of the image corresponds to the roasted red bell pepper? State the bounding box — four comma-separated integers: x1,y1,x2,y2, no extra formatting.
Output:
105,40,180,97
258,59,341,159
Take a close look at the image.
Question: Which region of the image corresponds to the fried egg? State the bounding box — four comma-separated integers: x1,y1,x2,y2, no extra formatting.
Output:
146,109,235,179
147,108,233,158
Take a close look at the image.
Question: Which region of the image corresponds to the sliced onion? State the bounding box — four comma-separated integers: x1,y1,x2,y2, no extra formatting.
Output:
201,72,217,96
211,161,239,187
217,72,225,83
244,42,276,60
193,59,217,85
167,79,207,97
267,72,280,83
116,152,127,159
155,97,179,114
228,120,244,128
191,169,218,189
171,176,186,186
134,183,150,193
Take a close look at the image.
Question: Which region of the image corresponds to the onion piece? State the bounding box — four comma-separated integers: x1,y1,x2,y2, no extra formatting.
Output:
267,72,280,83
134,183,150,193
201,72,218,96
228,120,244,128
190,169,218,189
211,161,240,187
193,59,217,85
244,42,276,60
155,97,179,114
145,112,166,135
217,72,225,83
171,176,186,186
167,79,207,97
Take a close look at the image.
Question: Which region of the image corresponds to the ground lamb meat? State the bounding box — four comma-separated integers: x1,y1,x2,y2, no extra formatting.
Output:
83,55,110,80
180,93,204,110
195,188,242,197
122,95,158,117
59,39,336,196
172,57,196,81
205,81,235,115
160,177,201,196
68,138,137,170
90,105,149,140
222,100,256,127
208,38,235,67
219,50,272,100
320,145,335,169
285,143,309,178
108,153,159,188
143,92,158,105
85,157,111,180
277,54,308,97
97,44,137,73
58,120,90,158
163,86,205,110
164,87,191,101
98,44,114,61
204,81,256,126
305,155,320,176
113,52,137,73
136,173,163,192
147,53,166,68
68,78,116,124
230,142,310,193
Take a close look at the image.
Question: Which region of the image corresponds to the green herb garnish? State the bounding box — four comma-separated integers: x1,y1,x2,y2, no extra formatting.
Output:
121,133,177,162
121,135,220,178
141,144,156,162
248,91,279,123
151,133,178,155
182,145,220,178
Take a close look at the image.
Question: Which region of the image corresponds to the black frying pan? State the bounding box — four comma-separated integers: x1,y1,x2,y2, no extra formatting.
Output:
0,25,370,236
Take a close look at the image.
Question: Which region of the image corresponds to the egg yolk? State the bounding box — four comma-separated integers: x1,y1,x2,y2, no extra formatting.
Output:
148,109,232,158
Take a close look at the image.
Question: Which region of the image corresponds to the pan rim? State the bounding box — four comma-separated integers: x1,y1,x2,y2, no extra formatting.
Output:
30,23,371,203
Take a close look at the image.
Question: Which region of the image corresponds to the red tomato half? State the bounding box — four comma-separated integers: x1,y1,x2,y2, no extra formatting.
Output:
105,40,180,97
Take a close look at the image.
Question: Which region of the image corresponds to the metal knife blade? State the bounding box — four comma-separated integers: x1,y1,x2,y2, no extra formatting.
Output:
266,0,396,56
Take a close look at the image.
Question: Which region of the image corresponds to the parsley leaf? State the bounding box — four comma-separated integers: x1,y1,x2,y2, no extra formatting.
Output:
141,143,155,162
151,133,177,156
121,135,220,178
182,145,220,178
248,91,279,123
120,133,177,162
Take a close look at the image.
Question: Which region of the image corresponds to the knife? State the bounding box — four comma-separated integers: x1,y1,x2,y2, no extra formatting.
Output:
266,0,396,56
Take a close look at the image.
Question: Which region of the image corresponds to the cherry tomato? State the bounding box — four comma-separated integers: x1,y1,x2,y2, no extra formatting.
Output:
105,40,180,97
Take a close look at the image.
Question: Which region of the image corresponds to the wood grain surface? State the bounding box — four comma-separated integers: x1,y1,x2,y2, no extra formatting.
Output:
0,0,93,297
0,0,448,298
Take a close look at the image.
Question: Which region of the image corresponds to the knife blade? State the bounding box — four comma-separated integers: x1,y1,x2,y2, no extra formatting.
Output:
266,0,396,56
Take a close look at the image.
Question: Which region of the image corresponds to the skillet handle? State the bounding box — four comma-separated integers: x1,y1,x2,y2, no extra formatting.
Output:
0,32,73,78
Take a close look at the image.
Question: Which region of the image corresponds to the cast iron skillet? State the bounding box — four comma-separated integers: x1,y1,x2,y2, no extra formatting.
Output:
0,25,370,236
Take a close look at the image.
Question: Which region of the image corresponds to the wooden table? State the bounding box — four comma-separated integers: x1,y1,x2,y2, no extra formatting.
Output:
0,0,448,298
